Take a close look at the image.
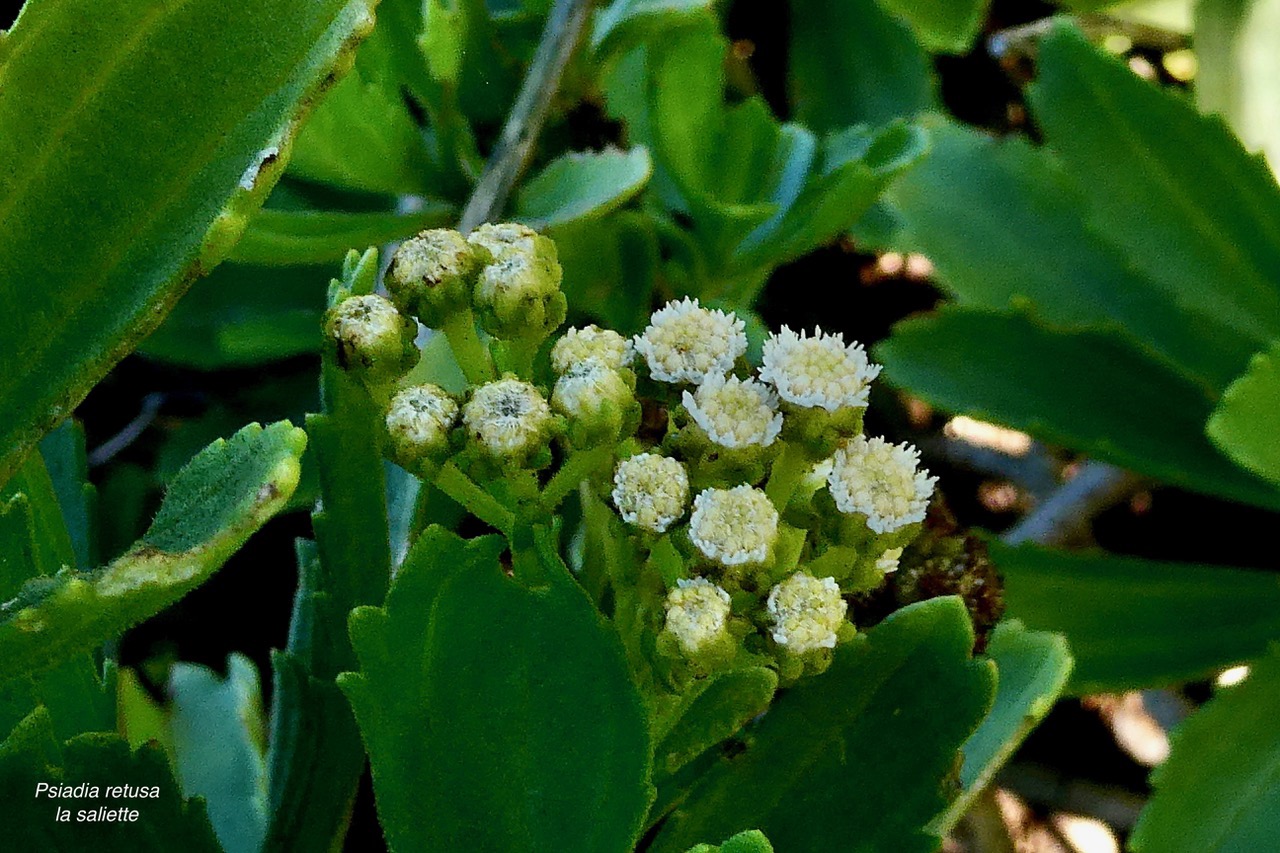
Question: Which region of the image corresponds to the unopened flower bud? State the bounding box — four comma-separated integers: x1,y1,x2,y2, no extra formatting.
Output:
466,222,551,264
470,225,566,342
385,384,458,474
682,374,782,449
663,577,732,655
386,229,483,327
612,453,689,534
551,325,633,374
827,436,936,534
462,377,554,463
766,571,848,653
552,361,637,445
688,485,778,567
324,294,418,384
634,298,747,384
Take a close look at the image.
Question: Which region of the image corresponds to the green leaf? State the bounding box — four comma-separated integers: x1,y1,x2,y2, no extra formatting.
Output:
37,422,97,570
553,211,660,333
651,597,996,853
591,0,715,55
2,708,221,850
1208,340,1280,486
1131,644,1280,852
340,527,653,853
0,0,376,490
1196,0,1280,170
1031,24,1280,359
788,0,936,131
877,307,1280,510
992,541,1280,693
683,829,775,853
0,422,306,684
936,621,1072,832
231,204,455,267
874,0,990,53
653,667,778,782
883,118,1249,390
516,147,654,229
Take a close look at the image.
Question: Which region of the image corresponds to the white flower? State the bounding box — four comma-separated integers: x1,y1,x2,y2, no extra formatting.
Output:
688,485,778,567
682,374,782,449
552,361,633,421
759,326,882,411
551,325,633,374
876,547,904,574
462,378,553,458
612,453,689,533
385,384,458,462
663,578,732,654
767,572,847,653
827,436,936,533
633,297,747,384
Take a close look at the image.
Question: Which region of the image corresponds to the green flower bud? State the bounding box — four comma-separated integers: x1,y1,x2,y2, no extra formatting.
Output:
473,243,567,343
324,294,419,385
552,361,639,446
461,377,554,465
551,324,633,374
663,577,733,656
386,228,482,327
385,384,458,475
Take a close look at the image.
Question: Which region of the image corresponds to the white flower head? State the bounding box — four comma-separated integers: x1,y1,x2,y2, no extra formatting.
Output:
612,453,689,533
767,572,848,653
664,577,732,654
551,325,633,374
688,485,778,567
876,547,904,574
633,297,747,384
385,384,458,462
552,360,633,421
759,326,882,412
827,436,937,534
462,378,553,459
682,374,782,449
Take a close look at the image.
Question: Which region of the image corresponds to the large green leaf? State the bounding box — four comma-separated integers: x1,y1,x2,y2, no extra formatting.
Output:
231,204,455,266
516,147,653,229
993,542,1280,693
340,526,653,853
874,0,990,53
1208,340,1280,486
1131,644,1280,852
651,597,996,853
878,307,1280,510
0,0,376,490
1196,0,1280,173
1031,23,1280,357
788,0,936,131
0,422,306,683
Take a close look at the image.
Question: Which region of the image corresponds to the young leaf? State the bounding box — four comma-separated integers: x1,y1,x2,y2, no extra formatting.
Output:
0,422,307,684
516,147,653,229
340,527,653,853
874,0,990,53
650,597,996,853
1131,644,1280,852
1207,340,1280,486
878,307,1280,510
992,542,1280,694
231,205,455,267
0,0,376,489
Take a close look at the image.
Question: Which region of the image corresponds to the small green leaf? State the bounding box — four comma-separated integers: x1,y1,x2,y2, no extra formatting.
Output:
0,422,306,683
683,829,775,853
340,527,653,853
874,0,990,53
592,0,714,54
1131,644,1280,852
878,307,1280,510
0,0,377,489
1208,340,1280,486
516,148,653,229
231,204,455,267
788,0,936,131
651,597,996,853
936,621,1072,832
993,542,1280,693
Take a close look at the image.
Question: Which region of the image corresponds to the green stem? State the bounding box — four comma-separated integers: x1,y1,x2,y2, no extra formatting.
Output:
441,309,495,385
765,442,811,513
541,446,613,513
434,462,515,535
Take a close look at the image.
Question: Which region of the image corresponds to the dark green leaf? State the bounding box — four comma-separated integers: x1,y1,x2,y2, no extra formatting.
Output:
653,667,778,782
1208,340,1280,486
231,204,455,266
683,829,775,853
0,0,376,489
651,597,996,853
1131,644,1280,852
993,541,1280,693
38,422,97,570
554,212,660,333
516,147,653,229
340,527,653,853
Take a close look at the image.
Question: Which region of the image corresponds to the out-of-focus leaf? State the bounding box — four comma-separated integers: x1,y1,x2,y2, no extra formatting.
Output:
516,147,653,228
553,212,660,333
1208,340,1280,485
789,0,935,131
0,0,376,490
937,621,1072,832
878,308,1280,510
1195,0,1280,170
683,829,775,853
340,527,653,853
592,0,714,54
992,541,1280,693
1131,644,1280,852
651,597,995,853
0,422,306,684
231,204,454,266
38,422,97,570
875,0,990,53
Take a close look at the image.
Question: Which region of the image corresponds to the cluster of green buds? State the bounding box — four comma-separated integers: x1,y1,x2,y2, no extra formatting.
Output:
322,225,939,689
